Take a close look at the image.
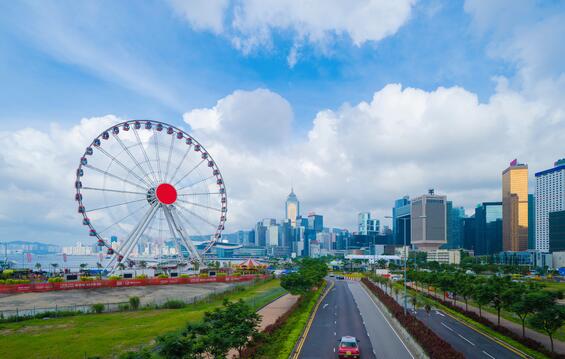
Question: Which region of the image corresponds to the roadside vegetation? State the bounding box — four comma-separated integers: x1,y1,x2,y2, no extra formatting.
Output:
0,279,283,359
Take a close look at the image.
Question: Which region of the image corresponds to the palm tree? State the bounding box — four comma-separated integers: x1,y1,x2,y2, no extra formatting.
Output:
411,294,419,313
139,261,147,269
50,263,59,275
393,286,400,302
34,262,42,272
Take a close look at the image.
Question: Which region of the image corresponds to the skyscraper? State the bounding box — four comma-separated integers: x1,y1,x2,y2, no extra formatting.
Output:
307,213,323,232
392,196,411,246
528,194,536,250
411,190,447,251
535,158,565,252
474,202,503,255
285,188,300,227
502,159,529,251
446,201,465,248
357,212,379,235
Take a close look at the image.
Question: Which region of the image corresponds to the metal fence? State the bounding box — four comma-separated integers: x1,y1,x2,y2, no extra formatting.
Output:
0,279,257,321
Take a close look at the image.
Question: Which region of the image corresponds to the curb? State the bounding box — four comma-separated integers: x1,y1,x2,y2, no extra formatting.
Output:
289,280,333,359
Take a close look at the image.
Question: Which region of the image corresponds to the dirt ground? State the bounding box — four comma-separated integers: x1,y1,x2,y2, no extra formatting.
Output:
0,282,235,312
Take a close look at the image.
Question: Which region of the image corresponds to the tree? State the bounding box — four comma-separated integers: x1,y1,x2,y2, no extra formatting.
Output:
34,262,41,272
157,323,206,359
472,281,492,318
50,263,58,274
393,286,400,302
79,263,88,273
487,276,513,326
529,305,565,353
203,299,261,358
139,261,147,269
410,294,419,312
129,296,140,310
458,275,475,311
510,290,556,337
281,272,313,295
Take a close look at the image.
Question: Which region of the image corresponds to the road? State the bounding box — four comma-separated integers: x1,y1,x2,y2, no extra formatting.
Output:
378,282,524,359
299,278,414,359
412,307,523,359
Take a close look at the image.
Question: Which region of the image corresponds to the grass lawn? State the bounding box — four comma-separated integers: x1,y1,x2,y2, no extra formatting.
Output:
254,282,327,359
0,279,284,359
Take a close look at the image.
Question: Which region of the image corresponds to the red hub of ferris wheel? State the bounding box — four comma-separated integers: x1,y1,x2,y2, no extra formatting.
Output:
155,183,177,205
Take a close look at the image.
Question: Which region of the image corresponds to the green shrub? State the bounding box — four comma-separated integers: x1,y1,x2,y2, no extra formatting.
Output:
198,273,209,278
161,300,185,309
91,303,105,314
2,269,14,279
135,274,147,279
107,275,121,280
80,276,96,281
4,279,30,285
48,277,64,283
217,272,227,277
157,274,168,278
129,296,140,310
179,274,190,278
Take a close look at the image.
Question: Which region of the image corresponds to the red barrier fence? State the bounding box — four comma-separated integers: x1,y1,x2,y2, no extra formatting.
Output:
0,274,269,294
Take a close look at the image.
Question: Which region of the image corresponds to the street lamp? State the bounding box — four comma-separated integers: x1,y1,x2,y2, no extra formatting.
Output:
385,215,409,315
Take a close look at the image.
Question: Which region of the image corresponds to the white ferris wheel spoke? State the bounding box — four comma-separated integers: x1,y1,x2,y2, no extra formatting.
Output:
153,129,163,182
106,203,157,272
177,198,221,212
86,197,147,213
162,205,183,259
170,206,202,261
163,205,201,262
82,186,147,196
164,134,175,182
168,143,192,184
109,204,159,272
95,145,153,188
112,133,156,187
174,205,204,237
132,127,159,185
177,191,220,196
97,203,149,235
173,158,206,187
175,202,219,229
83,164,148,191
177,174,215,192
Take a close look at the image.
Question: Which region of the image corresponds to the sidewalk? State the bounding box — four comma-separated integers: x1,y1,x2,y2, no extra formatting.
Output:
408,282,565,355
228,293,300,358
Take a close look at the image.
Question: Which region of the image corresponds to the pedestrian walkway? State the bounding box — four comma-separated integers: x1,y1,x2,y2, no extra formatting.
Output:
228,293,300,358
408,282,565,354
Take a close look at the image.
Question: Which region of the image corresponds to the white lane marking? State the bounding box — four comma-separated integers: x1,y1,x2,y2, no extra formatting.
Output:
482,350,495,359
435,311,445,317
333,347,336,353
458,333,476,346
323,303,329,309
441,322,455,332
334,332,337,336
334,320,337,324
357,282,415,359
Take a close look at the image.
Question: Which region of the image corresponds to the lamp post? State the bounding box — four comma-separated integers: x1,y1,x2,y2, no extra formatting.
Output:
386,215,409,315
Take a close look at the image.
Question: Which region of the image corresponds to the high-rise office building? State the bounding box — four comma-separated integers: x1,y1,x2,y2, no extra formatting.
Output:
411,190,447,251
461,216,476,251
549,210,565,252
528,194,536,250
502,159,529,251
474,202,503,255
285,188,300,227
255,221,267,247
308,213,323,232
358,212,380,235
392,196,411,246
446,202,465,248
535,159,565,252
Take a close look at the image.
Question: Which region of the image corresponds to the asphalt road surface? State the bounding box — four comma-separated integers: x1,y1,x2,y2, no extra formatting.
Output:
379,281,524,359
412,307,523,359
299,278,414,359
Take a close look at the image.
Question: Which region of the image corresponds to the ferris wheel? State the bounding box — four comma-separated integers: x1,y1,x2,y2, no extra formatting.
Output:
74,120,227,273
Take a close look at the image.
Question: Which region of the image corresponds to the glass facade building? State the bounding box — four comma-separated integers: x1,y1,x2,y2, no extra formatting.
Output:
285,188,300,227
474,202,503,255
528,194,536,250
392,196,411,246
549,210,565,252
502,160,529,251
446,201,465,248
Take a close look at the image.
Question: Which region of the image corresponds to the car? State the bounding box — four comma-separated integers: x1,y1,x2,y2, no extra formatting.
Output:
336,275,345,280
337,336,360,358
329,273,335,277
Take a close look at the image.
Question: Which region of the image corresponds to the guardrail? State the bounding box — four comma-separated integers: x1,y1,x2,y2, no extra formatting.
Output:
0,274,269,294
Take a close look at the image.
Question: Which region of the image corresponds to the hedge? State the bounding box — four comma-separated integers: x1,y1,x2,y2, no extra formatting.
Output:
361,278,464,359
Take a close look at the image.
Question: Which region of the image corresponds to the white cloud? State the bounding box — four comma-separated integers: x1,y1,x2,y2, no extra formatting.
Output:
170,0,416,63
169,0,229,34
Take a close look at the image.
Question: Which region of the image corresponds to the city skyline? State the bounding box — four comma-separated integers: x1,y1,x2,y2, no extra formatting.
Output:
0,1,564,245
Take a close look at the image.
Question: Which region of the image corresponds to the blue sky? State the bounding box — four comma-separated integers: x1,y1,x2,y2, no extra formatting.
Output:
0,0,564,245
0,0,513,132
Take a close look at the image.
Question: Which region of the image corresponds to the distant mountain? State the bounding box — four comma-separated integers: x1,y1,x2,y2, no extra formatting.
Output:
3,241,60,254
